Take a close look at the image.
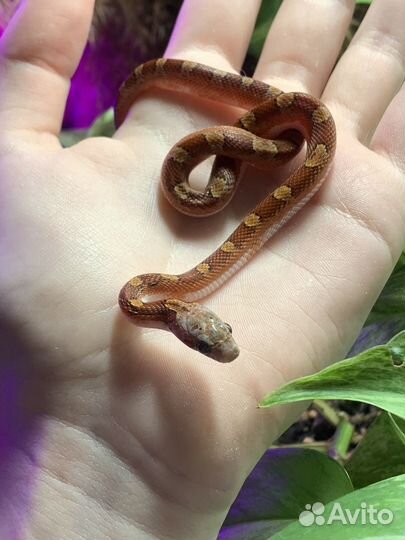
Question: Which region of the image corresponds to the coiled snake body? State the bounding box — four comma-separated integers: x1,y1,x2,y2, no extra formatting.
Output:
115,58,336,362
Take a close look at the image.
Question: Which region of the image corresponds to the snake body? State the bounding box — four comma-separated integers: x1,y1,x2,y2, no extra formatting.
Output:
115,58,336,362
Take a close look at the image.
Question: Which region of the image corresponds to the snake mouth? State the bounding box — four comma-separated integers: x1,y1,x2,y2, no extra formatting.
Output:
208,335,240,363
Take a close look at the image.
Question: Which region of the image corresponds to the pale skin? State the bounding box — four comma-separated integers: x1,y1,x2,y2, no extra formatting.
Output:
0,0,404,538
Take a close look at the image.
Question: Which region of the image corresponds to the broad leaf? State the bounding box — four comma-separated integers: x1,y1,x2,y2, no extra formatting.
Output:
219,448,352,539
348,320,404,356
260,332,405,419
248,1,282,59
272,474,405,540
60,108,114,147
345,412,405,489
366,252,405,325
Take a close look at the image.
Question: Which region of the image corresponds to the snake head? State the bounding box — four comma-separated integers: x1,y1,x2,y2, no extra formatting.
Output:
166,300,239,362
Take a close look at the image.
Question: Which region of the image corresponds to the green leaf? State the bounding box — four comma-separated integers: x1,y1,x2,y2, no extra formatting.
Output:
366,252,405,325
272,474,405,540
59,128,89,147
260,332,405,418
219,448,352,539
248,0,283,59
59,108,114,147
345,412,405,489
87,108,114,137
348,320,404,357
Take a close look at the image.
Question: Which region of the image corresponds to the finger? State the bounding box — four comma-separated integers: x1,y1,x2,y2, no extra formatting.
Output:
324,0,405,143
117,0,262,139
0,0,95,135
255,0,355,95
371,84,405,169
165,0,262,72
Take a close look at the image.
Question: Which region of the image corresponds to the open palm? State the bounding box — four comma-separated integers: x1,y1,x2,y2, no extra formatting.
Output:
0,0,404,538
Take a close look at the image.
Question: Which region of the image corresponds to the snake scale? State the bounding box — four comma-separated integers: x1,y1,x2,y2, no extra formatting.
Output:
115,58,336,362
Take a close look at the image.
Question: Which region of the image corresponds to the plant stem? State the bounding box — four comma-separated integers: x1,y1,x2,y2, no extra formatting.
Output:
313,399,341,426
329,418,355,462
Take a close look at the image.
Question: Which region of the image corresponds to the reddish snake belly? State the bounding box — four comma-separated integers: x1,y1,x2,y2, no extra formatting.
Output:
115,58,336,362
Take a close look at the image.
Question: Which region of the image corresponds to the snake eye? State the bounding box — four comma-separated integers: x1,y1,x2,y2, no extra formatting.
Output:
198,341,211,354
224,323,232,334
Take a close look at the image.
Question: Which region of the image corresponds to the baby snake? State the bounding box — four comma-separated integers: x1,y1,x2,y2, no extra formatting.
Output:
115,58,336,362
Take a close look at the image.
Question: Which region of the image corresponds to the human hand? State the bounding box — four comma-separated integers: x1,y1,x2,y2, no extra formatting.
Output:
0,0,404,538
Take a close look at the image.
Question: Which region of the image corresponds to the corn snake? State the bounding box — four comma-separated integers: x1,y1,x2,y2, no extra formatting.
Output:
115,58,336,362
